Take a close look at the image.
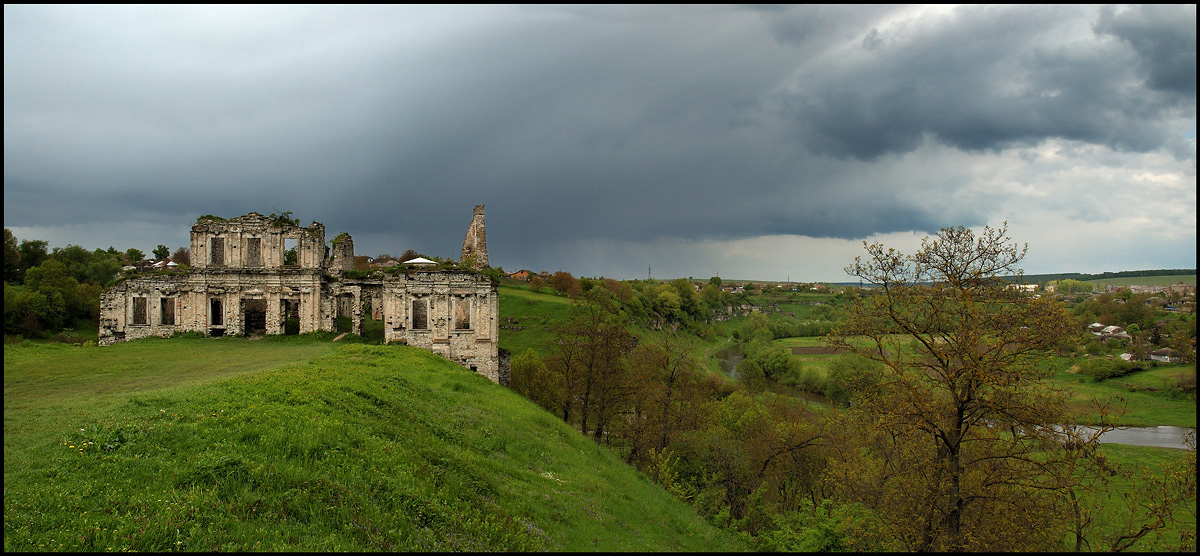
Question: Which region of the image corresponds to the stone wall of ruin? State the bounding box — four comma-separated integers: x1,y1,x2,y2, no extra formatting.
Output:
99,271,327,344
100,209,502,384
380,271,500,382
190,213,326,271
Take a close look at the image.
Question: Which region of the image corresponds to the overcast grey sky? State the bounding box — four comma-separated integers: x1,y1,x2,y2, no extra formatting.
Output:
4,5,1195,282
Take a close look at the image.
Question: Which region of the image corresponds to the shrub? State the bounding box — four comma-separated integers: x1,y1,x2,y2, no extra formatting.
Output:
1076,357,1140,381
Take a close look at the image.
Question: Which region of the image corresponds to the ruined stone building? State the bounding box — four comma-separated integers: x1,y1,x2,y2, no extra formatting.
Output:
99,206,503,383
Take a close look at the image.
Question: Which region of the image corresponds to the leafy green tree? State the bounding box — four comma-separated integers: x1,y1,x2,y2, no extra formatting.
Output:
827,223,1084,551
620,329,705,469
700,283,725,311
1054,278,1094,294
16,259,79,334
671,278,702,320
676,390,823,530
4,228,19,283
5,286,63,337
25,259,79,307
152,244,170,260
509,348,550,399
546,289,637,439
16,238,48,284
747,346,799,383
653,286,682,323
822,353,884,405
123,248,145,265
50,245,100,285
578,276,596,293
736,358,766,392
83,257,122,287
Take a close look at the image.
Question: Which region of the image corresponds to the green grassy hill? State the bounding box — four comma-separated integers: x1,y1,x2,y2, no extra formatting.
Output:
497,285,576,356
3,337,746,552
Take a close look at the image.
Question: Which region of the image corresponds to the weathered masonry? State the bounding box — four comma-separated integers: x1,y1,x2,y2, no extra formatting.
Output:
99,207,503,383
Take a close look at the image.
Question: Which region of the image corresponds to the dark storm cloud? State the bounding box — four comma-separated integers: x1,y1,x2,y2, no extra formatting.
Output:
1095,4,1197,97
4,5,1195,279
771,4,1194,160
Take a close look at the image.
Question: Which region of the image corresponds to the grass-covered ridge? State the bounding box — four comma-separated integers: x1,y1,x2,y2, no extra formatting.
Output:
3,338,744,551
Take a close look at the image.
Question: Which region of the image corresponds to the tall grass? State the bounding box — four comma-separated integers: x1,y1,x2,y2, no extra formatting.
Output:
4,338,745,551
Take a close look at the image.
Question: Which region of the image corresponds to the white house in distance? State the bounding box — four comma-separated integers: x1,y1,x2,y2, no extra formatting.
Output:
1150,348,1182,363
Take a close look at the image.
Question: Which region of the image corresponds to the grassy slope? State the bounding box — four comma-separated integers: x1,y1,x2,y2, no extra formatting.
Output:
3,337,745,552
497,285,575,357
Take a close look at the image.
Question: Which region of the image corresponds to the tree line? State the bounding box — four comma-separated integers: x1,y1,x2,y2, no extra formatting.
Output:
1018,268,1196,284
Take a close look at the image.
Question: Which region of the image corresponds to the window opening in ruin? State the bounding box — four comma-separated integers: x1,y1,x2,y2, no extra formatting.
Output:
246,238,262,267
243,298,267,336
132,297,148,325
160,297,175,325
210,237,225,266
210,298,223,326
412,298,428,330
283,299,300,335
454,297,471,330
283,238,298,266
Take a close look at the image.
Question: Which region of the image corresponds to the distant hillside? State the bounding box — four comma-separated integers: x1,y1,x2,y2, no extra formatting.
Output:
3,338,744,552
1007,269,1196,285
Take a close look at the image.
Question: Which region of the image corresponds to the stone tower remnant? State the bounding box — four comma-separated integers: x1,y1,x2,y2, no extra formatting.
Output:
461,204,488,271
328,232,354,273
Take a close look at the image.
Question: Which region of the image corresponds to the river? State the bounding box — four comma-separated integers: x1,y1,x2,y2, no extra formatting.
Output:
1078,425,1196,450
712,343,1196,450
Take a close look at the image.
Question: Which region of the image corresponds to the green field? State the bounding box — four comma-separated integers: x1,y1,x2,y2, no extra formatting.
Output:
4,337,744,552
1051,362,1197,427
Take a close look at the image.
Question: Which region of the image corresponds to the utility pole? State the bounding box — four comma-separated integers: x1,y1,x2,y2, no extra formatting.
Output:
648,265,652,281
